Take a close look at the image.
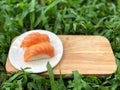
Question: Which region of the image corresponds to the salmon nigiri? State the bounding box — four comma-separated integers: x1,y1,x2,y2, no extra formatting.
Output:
20,32,50,47
24,42,54,62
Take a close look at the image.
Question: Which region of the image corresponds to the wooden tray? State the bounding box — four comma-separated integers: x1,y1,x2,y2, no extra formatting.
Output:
6,35,117,76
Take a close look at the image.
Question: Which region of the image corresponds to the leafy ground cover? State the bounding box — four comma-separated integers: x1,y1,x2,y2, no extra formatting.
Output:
0,0,120,89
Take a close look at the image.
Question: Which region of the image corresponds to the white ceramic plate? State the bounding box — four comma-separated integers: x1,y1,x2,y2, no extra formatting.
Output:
8,30,63,73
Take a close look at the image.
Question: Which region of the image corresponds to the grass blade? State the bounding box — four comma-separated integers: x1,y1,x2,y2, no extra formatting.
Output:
54,12,62,34
47,62,57,90
57,66,66,90
30,11,35,29
73,71,93,90
73,71,82,90
44,0,65,13
16,79,23,90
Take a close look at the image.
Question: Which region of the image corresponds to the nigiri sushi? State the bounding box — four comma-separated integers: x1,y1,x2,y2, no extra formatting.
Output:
20,32,50,47
24,42,54,62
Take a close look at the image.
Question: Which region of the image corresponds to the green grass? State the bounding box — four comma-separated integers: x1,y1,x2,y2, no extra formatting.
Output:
0,0,120,89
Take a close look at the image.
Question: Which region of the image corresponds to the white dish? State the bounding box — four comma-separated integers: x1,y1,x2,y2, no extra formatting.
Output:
8,30,63,73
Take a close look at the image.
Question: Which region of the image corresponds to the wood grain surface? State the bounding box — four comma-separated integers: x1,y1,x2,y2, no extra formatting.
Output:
6,35,117,76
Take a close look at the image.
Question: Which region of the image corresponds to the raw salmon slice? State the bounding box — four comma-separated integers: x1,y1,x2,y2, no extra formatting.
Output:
24,42,54,62
20,32,50,47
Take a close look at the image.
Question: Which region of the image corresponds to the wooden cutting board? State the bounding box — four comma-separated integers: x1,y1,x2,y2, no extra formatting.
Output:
6,35,117,76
